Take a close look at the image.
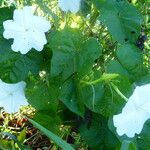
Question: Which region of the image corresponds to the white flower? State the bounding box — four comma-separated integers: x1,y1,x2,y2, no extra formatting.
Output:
58,0,81,13
113,84,150,138
3,6,51,54
0,80,28,113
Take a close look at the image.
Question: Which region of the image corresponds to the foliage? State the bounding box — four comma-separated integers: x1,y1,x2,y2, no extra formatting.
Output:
0,0,149,149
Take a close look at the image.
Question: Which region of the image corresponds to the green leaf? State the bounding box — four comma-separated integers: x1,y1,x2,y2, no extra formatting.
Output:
80,0,92,16
28,118,75,150
0,132,27,150
48,28,80,79
0,49,43,82
92,0,106,10
26,76,60,112
17,129,26,143
106,44,148,81
0,7,14,35
117,44,143,70
83,83,104,113
49,28,101,80
82,70,105,113
0,38,18,63
99,74,132,116
136,74,150,85
0,139,12,150
0,7,18,82
9,51,43,82
59,77,85,117
106,60,131,78
81,73,132,116
80,114,120,150
121,140,137,150
116,44,147,79
33,111,61,133
137,120,150,150
100,0,142,43
137,120,150,149
77,38,102,77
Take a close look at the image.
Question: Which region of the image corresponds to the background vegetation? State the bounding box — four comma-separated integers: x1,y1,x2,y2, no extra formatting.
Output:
0,0,149,149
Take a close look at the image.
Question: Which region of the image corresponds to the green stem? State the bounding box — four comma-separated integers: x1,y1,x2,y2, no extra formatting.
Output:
81,78,103,86
110,83,128,102
89,9,99,27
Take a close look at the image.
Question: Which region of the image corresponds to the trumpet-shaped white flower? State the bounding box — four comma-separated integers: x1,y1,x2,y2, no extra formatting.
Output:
113,84,150,138
0,80,28,113
3,6,51,54
58,0,81,13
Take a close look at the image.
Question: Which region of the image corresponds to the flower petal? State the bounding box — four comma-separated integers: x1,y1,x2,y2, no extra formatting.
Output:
113,111,149,138
58,0,81,13
11,32,32,54
29,31,47,51
13,6,33,26
32,16,51,32
0,79,25,92
3,6,51,53
3,20,24,39
69,0,81,13
0,80,28,113
134,84,150,112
